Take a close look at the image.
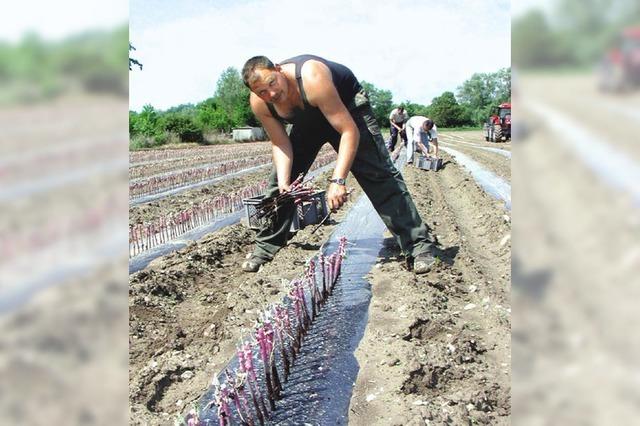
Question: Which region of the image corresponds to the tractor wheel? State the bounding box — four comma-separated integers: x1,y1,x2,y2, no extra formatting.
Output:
493,125,503,142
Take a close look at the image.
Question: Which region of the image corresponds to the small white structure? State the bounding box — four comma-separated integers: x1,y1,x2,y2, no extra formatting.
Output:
232,127,267,142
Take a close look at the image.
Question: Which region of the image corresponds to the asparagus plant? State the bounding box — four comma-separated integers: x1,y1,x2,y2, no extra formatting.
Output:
199,238,349,424
253,173,318,225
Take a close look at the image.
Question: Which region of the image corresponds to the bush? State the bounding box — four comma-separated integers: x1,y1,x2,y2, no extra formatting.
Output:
203,130,233,145
160,113,203,143
130,134,160,150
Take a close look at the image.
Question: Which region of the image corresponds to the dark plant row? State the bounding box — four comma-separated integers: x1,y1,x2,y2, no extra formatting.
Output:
181,237,348,425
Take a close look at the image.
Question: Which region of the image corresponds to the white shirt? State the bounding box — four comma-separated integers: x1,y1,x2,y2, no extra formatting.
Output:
406,116,438,144
389,108,408,124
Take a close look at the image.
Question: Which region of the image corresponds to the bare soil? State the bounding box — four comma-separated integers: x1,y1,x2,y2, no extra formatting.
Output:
439,133,511,182
129,131,511,425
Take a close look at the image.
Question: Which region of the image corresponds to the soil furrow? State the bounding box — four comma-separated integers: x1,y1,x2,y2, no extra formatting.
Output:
348,149,510,425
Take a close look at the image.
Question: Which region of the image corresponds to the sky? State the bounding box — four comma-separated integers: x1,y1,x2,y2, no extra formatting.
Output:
512,0,555,17
130,0,511,112
0,0,128,42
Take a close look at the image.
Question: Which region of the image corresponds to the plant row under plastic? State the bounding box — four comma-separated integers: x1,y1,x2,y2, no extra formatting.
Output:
2,193,125,265
129,157,272,199
4,138,120,185
129,145,273,179
179,237,349,426
129,143,271,165
129,180,268,257
129,148,337,200
129,151,337,257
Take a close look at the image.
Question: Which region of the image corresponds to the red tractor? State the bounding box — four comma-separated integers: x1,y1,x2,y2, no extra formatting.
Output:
483,102,511,142
598,27,640,92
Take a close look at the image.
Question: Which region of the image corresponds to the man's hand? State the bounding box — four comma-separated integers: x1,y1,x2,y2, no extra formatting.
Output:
278,182,291,193
327,183,349,212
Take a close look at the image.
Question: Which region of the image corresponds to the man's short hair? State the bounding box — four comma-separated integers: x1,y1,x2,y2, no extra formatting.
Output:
242,56,276,88
424,119,434,130
397,106,404,112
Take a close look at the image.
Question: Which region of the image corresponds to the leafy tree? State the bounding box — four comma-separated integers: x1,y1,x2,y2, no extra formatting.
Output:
129,43,142,71
0,25,128,104
457,69,511,125
360,81,393,128
195,98,233,131
166,103,196,114
494,68,511,104
399,101,430,118
130,104,165,143
427,92,472,127
213,67,254,130
512,10,572,68
129,110,139,136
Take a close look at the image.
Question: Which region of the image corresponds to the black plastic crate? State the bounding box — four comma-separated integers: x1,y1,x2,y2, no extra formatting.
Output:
415,154,442,171
298,190,328,227
242,190,327,231
430,158,443,171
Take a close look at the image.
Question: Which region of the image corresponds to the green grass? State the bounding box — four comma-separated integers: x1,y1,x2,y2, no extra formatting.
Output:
518,66,594,76
129,132,236,151
438,126,482,132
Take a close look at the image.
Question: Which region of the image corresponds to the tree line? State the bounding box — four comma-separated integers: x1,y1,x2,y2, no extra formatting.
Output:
513,0,640,69
362,67,510,129
0,25,128,104
130,67,258,149
130,66,510,149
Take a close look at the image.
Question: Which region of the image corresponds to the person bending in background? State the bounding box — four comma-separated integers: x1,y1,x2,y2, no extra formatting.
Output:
388,106,408,151
405,116,439,164
240,54,436,274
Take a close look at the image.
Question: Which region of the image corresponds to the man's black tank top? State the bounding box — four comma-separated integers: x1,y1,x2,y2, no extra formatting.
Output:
266,54,362,128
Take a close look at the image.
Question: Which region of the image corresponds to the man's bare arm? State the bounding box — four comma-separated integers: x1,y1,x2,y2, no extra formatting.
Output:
301,61,359,181
250,93,293,191
301,60,359,210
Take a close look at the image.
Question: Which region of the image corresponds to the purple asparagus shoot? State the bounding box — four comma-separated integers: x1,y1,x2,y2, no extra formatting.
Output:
185,406,201,426
225,369,252,426
212,383,231,426
326,255,335,294
274,304,297,364
255,326,277,410
318,254,328,303
305,260,318,319
288,286,305,350
263,320,283,398
254,172,320,224
240,343,269,420
294,280,311,330
231,370,256,426
310,260,322,312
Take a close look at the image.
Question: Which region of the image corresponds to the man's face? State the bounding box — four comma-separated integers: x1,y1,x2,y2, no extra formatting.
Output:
249,66,287,104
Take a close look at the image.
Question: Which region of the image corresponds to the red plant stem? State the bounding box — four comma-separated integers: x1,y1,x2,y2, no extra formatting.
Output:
255,328,276,410
263,321,282,398
272,311,290,380
295,281,311,330
203,238,349,422
319,254,328,302
241,343,270,418
236,382,256,426
306,264,317,320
